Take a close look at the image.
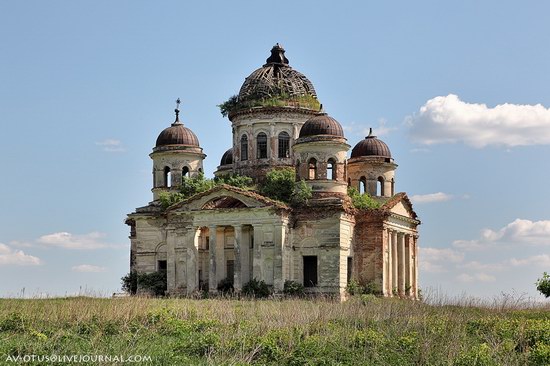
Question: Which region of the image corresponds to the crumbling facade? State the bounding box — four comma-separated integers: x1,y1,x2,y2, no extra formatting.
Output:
126,44,420,299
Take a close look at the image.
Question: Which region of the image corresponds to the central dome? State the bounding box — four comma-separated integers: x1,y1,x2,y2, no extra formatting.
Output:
237,44,317,103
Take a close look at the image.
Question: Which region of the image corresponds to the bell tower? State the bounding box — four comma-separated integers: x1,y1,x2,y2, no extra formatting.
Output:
150,99,206,200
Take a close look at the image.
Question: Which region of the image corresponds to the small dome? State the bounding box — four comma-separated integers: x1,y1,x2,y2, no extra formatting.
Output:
220,148,233,165
351,129,391,158
299,113,344,138
156,122,200,147
237,44,317,103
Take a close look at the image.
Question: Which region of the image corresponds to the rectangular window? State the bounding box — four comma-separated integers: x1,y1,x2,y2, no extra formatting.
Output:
205,236,210,250
278,135,290,158
303,256,318,287
347,257,353,284
157,260,167,271
257,133,268,159
226,260,235,282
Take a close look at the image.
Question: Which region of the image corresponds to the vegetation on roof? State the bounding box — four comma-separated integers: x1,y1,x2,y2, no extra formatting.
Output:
348,187,381,209
218,93,320,117
158,169,311,209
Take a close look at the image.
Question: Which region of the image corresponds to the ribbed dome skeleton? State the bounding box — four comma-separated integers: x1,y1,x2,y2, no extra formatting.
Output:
237,44,317,102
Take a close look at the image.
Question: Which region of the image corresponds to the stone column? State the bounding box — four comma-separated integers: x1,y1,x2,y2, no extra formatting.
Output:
208,225,217,292
166,229,177,293
386,229,393,296
398,232,405,296
405,234,414,297
391,231,398,295
216,227,226,283
413,235,419,299
252,224,263,280
241,226,251,285
273,223,286,292
405,234,410,297
186,228,200,294
233,225,243,291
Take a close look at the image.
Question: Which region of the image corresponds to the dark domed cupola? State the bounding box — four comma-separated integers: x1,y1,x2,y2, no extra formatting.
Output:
293,113,350,197
351,128,391,158
348,128,396,198
299,113,344,138
220,148,233,165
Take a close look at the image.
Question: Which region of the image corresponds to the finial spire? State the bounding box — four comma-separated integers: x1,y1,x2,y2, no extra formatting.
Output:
265,43,289,65
367,128,373,138
173,98,182,125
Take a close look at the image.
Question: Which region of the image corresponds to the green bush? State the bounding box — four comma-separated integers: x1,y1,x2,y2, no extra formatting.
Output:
260,168,296,203
348,186,380,209
346,279,381,296
179,172,217,199
283,280,305,297
138,271,167,297
536,272,550,298
217,277,234,294
242,278,271,298
121,270,138,294
215,173,254,189
290,179,312,205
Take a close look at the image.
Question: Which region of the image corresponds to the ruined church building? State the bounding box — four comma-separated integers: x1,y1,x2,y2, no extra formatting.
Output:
126,44,420,300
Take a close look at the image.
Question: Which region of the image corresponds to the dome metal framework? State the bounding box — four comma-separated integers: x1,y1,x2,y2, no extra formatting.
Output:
237,44,317,102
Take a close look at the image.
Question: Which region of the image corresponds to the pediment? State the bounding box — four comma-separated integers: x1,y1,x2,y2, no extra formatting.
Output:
166,184,288,212
382,192,418,220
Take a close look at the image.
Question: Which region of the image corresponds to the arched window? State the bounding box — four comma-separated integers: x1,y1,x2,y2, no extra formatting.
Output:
359,176,367,194
257,133,267,159
327,158,336,180
182,166,189,179
308,158,317,180
164,166,172,187
377,177,385,196
278,131,290,158
240,135,248,161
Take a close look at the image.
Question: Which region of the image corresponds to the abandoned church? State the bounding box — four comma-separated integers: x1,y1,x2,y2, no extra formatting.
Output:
126,44,420,300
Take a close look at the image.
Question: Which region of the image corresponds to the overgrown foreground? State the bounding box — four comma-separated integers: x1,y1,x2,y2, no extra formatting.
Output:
1,296,549,365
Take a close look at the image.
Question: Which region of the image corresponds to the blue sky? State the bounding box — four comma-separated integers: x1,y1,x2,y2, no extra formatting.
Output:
1,1,549,299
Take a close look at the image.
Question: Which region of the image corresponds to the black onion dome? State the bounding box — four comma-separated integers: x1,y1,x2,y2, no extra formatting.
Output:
156,121,200,147
351,129,391,158
237,44,317,102
220,148,233,165
299,113,344,138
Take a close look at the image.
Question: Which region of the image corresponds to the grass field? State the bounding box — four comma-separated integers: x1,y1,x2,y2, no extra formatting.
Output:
0,294,549,365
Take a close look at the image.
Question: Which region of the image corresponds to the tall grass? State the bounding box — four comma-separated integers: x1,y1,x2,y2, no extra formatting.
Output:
0,294,549,365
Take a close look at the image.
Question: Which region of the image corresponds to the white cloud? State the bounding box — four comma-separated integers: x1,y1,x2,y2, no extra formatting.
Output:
362,118,396,137
410,192,453,204
71,264,107,273
96,139,125,152
457,272,496,283
420,247,464,273
453,219,550,250
37,232,110,250
407,94,550,148
509,254,550,268
0,243,41,266
410,147,431,153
